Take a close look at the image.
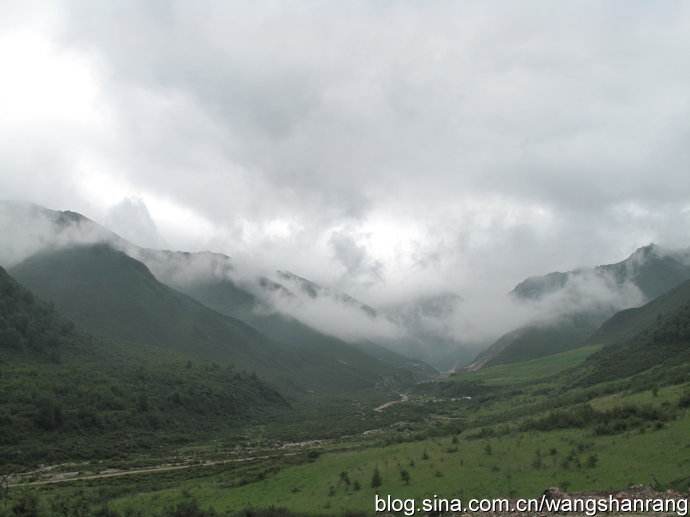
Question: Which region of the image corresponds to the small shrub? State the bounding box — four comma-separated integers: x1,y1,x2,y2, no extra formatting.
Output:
371,467,382,489
678,392,690,408
586,454,598,468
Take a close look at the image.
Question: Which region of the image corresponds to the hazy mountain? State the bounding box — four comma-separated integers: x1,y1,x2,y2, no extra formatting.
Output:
512,244,690,302
468,244,690,369
380,292,474,371
10,245,291,371
0,201,439,377
124,242,435,379
276,270,378,317
467,312,603,370
168,272,436,380
10,244,424,395
0,200,117,267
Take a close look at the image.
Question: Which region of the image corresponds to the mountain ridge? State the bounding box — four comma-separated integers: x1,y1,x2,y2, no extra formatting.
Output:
10,243,429,395
0,200,442,373
468,243,690,370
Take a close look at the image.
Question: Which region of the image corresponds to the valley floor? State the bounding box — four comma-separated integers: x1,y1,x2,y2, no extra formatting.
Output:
5,369,690,516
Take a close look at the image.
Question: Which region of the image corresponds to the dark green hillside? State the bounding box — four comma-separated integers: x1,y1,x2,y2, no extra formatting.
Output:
2,202,435,384
589,279,690,347
177,275,259,322
138,247,435,380
172,277,436,382
0,266,74,358
10,244,290,372
0,266,287,465
10,245,418,394
474,313,599,368
583,279,690,384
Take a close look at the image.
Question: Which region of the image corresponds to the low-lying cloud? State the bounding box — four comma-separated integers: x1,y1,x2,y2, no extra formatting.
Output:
0,201,676,370
2,2,690,364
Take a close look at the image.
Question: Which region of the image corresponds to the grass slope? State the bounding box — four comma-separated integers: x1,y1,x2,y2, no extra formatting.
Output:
454,345,601,387
479,314,601,369
93,384,690,515
590,279,690,347
583,280,690,384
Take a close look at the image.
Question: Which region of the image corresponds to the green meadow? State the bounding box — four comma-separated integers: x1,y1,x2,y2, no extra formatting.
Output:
10,377,689,516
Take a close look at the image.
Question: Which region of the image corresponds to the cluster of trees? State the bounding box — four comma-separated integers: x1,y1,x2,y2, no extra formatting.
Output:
521,403,671,435
530,445,598,471
0,268,72,356
1,358,288,465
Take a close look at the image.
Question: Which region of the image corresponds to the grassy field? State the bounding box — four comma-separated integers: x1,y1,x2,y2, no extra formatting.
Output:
108,401,690,515
6,337,690,516
452,345,601,386
10,380,688,516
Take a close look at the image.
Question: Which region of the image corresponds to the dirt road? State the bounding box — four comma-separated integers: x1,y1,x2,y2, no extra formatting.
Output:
374,393,409,412
8,452,298,488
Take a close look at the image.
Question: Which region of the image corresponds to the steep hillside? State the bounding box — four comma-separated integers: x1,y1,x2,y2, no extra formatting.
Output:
1,201,437,378
588,278,690,348
582,279,690,384
470,244,690,369
468,313,600,369
10,245,288,370
0,266,287,465
163,273,436,381
10,244,420,394
96,231,436,379
0,265,75,357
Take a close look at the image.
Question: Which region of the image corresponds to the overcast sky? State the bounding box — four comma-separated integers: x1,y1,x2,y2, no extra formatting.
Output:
2,1,690,307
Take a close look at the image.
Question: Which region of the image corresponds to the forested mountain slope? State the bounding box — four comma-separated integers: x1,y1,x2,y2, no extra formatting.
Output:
0,266,287,465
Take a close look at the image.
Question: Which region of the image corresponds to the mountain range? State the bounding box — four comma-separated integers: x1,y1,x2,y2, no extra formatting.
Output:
5,199,690,471
0,202,437,395
1,201,459,371
467,244,690,369
5,200,690,386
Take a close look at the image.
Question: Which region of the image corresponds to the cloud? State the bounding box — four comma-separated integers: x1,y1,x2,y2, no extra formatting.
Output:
329,229,383,287
0,201,114,267
104,197,166,248
2,1,690,355
268,287,403,344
